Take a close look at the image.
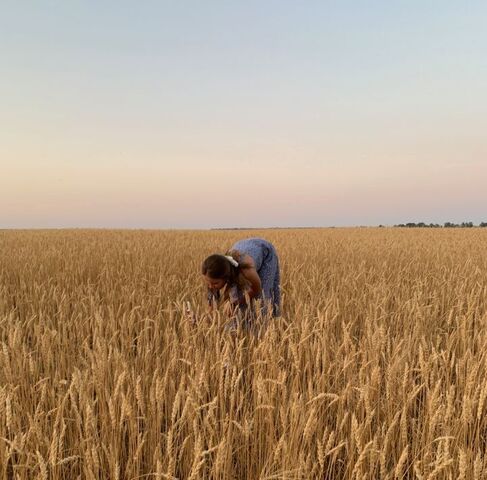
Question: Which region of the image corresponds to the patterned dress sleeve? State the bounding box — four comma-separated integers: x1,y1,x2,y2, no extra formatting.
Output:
228,284,245,304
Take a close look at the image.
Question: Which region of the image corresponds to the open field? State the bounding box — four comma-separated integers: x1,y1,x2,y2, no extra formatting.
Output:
1,228,487,479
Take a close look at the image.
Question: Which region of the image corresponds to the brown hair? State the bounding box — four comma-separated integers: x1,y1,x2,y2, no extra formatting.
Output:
201,250,253,295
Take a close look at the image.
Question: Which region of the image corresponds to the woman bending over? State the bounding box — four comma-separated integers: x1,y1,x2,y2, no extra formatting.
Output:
201,237,281,319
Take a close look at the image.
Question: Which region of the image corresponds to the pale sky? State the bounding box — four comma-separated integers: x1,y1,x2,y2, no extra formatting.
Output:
1,1,486,228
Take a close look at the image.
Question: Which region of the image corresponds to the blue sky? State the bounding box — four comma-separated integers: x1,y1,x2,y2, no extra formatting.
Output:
1,1,486,228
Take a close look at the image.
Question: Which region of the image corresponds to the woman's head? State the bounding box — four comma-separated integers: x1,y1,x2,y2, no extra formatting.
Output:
201,254,235,290
202,250,252,296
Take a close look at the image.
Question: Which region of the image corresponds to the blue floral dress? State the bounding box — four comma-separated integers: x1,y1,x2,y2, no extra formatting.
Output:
230,237,281,317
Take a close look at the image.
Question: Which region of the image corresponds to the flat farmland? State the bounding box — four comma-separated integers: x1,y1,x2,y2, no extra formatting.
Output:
1,228,487,479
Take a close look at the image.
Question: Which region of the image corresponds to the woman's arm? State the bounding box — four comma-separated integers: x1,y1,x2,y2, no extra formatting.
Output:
234,253,262,299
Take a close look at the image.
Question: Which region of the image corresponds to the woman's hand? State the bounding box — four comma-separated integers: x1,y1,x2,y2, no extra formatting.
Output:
184,301,197,325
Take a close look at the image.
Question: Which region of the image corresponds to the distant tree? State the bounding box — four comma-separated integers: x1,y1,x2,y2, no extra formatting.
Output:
394,221,481,228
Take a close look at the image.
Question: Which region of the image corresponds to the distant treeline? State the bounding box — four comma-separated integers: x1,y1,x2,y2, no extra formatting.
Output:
211,223,487,230
394,222,487,228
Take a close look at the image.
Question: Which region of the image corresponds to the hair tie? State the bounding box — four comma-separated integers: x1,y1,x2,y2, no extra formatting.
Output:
225,255,239,267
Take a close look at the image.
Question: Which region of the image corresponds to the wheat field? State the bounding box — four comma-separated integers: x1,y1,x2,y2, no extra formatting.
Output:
1,228,487,479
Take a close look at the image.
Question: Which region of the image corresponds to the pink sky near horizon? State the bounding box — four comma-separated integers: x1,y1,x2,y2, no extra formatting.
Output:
3,149,485,228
